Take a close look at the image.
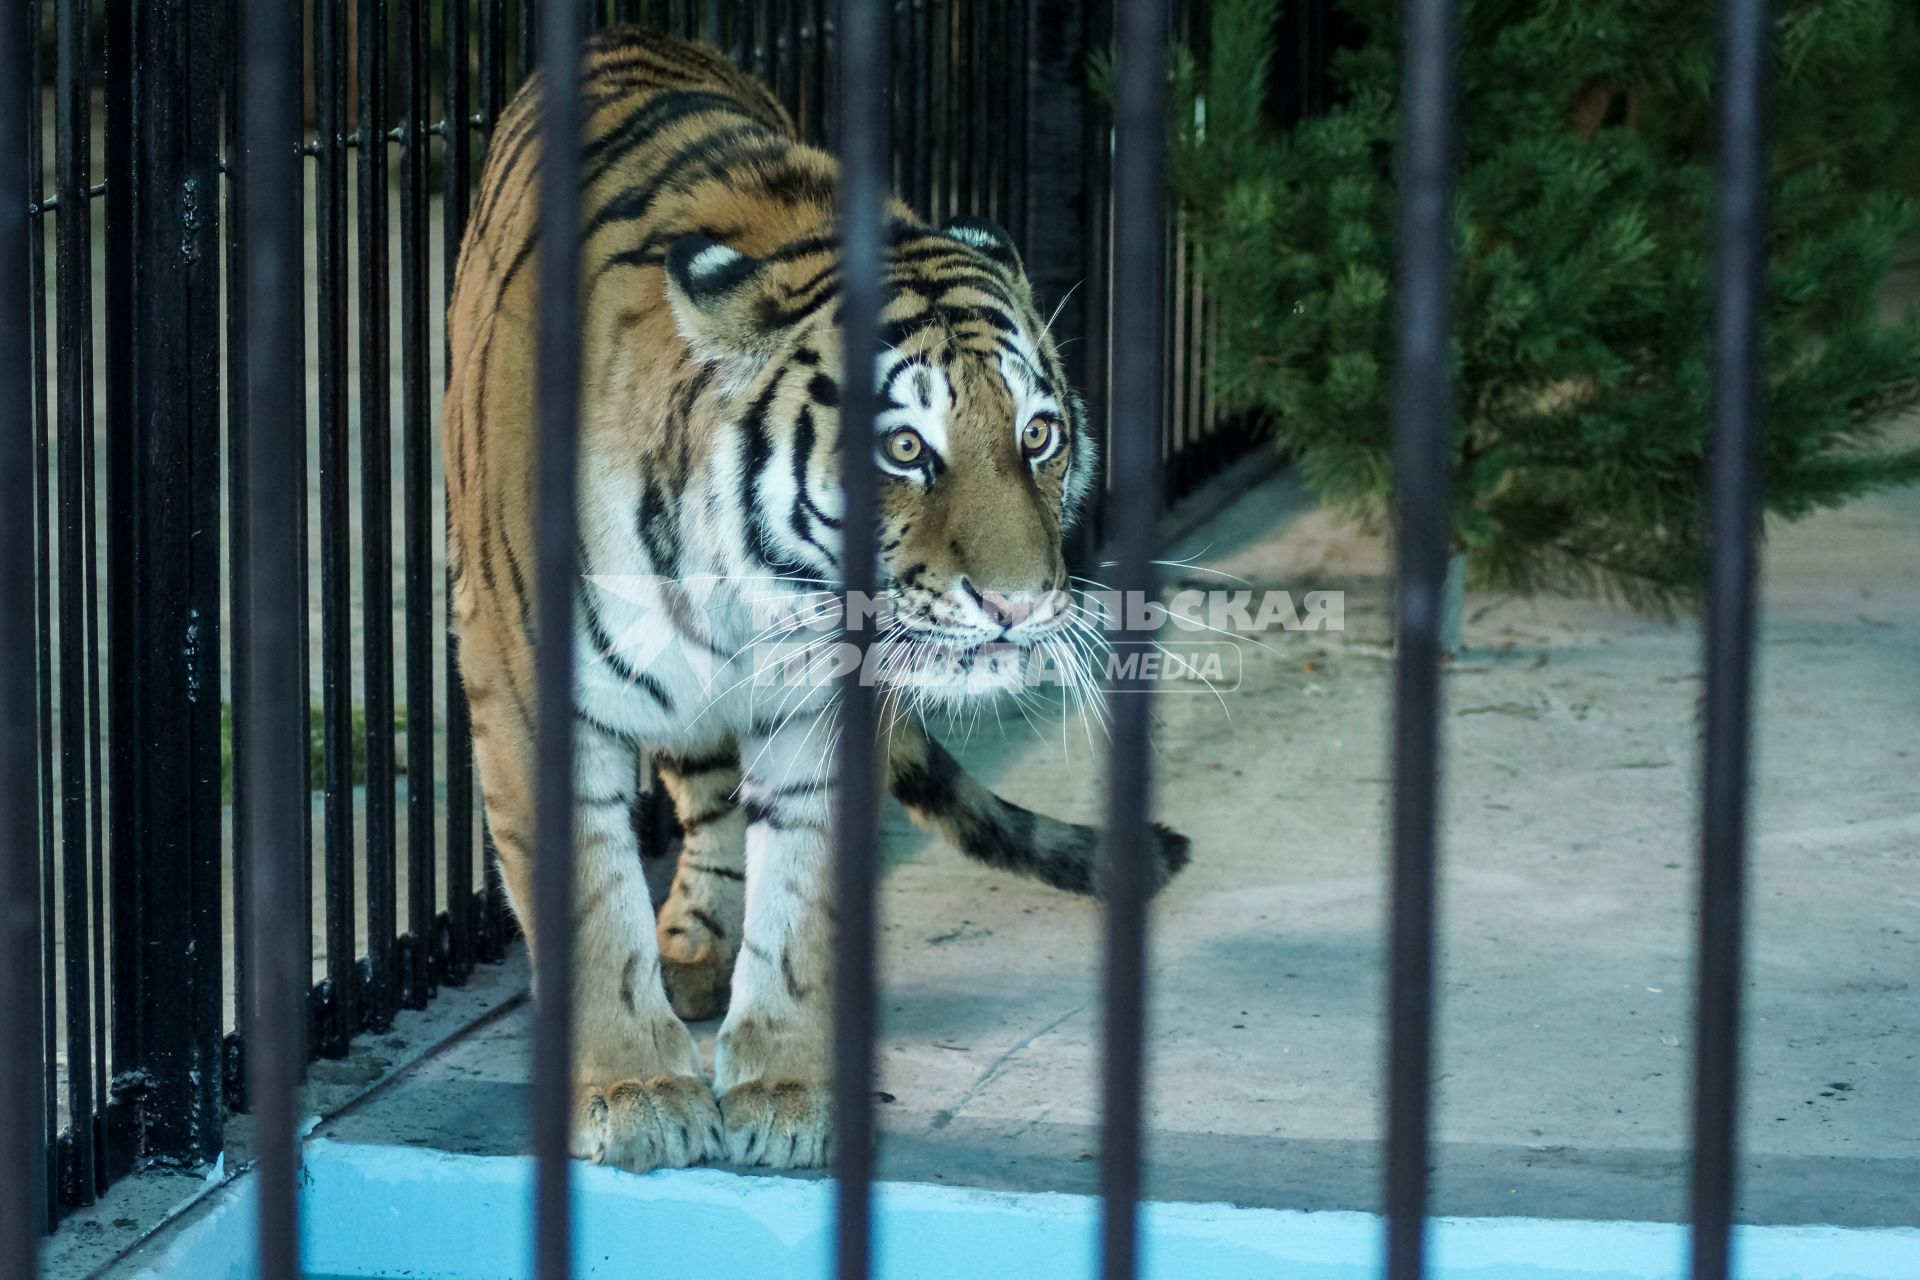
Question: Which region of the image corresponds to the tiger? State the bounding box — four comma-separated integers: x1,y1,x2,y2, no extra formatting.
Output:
442,26,1191,1173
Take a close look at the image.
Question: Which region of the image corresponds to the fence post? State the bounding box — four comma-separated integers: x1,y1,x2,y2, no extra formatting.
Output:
2,0,50,1263
1024,0,1103,559
106,0,227,1170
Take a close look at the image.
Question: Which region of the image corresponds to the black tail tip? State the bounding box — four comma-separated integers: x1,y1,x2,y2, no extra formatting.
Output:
1149,822,1192,891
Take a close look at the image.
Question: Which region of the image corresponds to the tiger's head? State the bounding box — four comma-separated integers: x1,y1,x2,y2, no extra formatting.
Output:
665,216,1095,702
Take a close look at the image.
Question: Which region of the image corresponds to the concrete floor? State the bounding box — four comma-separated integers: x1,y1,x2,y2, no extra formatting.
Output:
313,437,1920,1230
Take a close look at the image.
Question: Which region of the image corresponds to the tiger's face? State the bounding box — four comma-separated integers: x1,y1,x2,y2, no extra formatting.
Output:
665,217,1096,703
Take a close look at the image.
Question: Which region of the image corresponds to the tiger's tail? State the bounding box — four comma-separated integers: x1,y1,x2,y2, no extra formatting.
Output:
884,716,1190,897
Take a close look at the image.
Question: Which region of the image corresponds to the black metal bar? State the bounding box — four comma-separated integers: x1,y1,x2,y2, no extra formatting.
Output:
1026,0,1095,563
445,0,478,989
989,0,1009,225
806,0,827,145
968,0,986,215
1385,0,1457,1275
1690,0,1770,1275
879,3,896,190
115,0,227,1169
1074,0,1110,554
953,0,973,214
236,0,309,1270
817,0,837,154
1007,0,1029,249
729,0,749,63
907,0,929,214
317,0,360,1057
531,0,585,1275
778,0,801,119
359,0,399,1034
1098,1,1165,1274
751,0,771,80
400,0,438,1013
222,0,261,1119
2,0,49,1259
483,0,508,134
53,0,98,1206
927,0,947,218
27,0,58,1223
1164,211,1187,497
832,0,887,1276
67,0,111,1199
99,0,130,1164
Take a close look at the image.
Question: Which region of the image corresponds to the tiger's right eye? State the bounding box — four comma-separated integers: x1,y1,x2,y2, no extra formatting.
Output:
882,429,927,466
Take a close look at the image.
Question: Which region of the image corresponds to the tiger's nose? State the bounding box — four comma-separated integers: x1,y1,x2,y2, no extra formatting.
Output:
980,592,1034,628
959,577,1055,632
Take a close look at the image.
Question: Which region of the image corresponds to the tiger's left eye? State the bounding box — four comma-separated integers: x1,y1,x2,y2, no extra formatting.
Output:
1020,416,1057,458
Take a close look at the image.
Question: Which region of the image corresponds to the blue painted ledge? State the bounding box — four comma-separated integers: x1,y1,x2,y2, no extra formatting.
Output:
134,1139,1919,1280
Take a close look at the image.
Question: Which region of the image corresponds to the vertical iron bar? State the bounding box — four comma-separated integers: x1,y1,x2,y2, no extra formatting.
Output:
752,0,770,81
1165,213,1187,498
359,0,398,1033
1008,0,1029,249
1385,0,1458,1276
832,0,887,1277
1690,1,1770,1276
887,2,908,197
1024,0,1092,561
224,0,250,1113
778,0,801,118
989,0,1008,223
531,1,584,1276
926,0,946,218
908,0,929,215
968,0,986,215
1077,0,1112,554
484,0,507,133
818,0,837,154
54,0,98,1205
809,0,830,145
317,0,359,1056
236,0,310,1271
401,0,438,1011
1098,2,1164,1276
1186,232,1202,481
445,0,478,986
29,0,59,1223
65,0,112,1194
2,0,50,1258
100,0,128,1136
953,0,972,214
117,0,227,1168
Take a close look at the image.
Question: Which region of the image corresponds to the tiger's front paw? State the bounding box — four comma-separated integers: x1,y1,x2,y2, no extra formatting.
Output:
572,1075,724,1172
717,1078,832,1168
712,1017,831,1168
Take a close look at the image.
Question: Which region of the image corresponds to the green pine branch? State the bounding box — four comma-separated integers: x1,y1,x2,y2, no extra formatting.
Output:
1170,0,1920,609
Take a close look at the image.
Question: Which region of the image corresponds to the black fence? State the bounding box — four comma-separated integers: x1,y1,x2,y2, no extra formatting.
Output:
0,2,1769,1280
0,0,1281,1247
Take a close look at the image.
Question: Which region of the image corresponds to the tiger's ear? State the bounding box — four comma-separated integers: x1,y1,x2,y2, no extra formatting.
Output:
937,216,1026,284
663,234,777,373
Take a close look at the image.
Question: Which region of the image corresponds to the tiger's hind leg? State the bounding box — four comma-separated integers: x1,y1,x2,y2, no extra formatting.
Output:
651,746,747,1022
